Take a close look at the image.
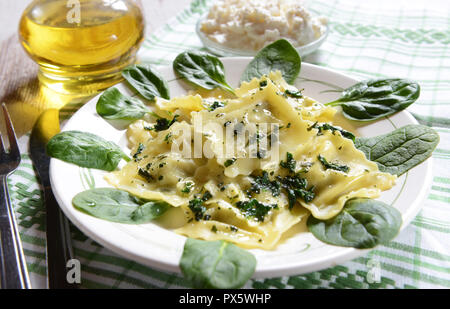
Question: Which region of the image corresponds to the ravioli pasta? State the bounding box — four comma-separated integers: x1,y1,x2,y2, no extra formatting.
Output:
105,71,396,250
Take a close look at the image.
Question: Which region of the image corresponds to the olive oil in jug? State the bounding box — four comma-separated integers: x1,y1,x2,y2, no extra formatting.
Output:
19,0,145,95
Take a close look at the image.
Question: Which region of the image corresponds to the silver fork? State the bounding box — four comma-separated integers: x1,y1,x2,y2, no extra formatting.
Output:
0,103,31,289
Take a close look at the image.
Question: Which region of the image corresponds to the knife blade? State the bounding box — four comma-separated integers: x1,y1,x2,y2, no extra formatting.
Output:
29,109,79,289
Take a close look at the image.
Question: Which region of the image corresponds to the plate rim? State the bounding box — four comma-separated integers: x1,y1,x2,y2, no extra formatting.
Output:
50,59,432,278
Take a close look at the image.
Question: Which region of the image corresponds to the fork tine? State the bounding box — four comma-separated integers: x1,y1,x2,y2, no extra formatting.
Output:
0,105,6,154
1,103,20,160
0,132,4,154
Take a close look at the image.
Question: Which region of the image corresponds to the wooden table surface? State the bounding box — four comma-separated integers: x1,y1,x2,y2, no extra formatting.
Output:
0,0,191,137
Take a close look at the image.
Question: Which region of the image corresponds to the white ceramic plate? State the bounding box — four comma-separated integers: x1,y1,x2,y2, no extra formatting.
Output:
50,58,432,278
196,14,329,57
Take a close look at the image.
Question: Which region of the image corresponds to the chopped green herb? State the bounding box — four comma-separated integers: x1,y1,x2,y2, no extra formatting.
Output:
308,122,355,142
249,131,265,144
236,199,277,222
211,225,218,233
188,191,213,221
188,198,206,221
284,89,303,98
250,171,280,197
133,143,145,161
202,191,212,201
306,122,318,131
153,114,179,131
280,152,296,173
278,174,315,209
233,122,245,135
164,133,172,144
318,154,350,173
256,150,266,159
277,91,288,98
209,101,225,111
248,170,314,209
138,168,153,182
217,182,226,192
229,194,239,201
298,162,313,173
224,158,237,167
182,182,194,193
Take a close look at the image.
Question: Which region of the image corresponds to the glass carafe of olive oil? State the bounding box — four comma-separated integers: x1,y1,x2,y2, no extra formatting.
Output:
19,0,145,95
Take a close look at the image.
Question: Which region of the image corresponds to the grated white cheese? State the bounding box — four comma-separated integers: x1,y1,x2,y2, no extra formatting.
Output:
200,0,328,51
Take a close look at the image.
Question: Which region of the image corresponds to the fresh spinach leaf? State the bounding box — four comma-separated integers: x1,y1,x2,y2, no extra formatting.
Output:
130,201,170,223
240,39,301,84
355,124,439,176
72,188,170,224
96,87,150,120
173,50,235,94
307,198,402,249
180,238,256,289
122,64,170,101
47,130,130,171
326,78,420,121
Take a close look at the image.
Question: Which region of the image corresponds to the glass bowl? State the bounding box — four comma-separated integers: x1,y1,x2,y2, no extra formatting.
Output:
195,14,329,57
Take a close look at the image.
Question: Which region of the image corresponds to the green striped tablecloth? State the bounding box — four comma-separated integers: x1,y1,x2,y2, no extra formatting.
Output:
9,0,450,289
